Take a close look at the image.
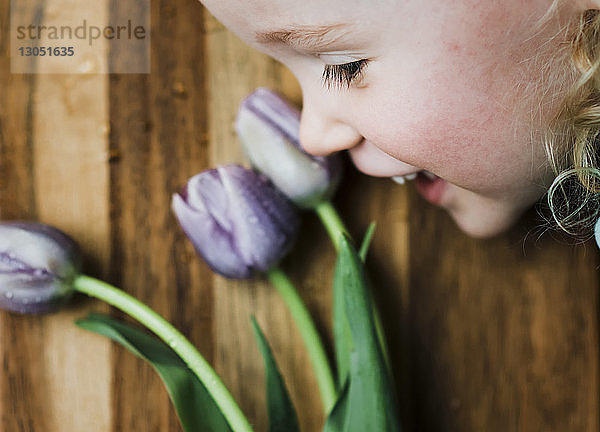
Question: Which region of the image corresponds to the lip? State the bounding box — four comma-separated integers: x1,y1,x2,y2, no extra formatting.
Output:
414,172,447,206
348,142,419,177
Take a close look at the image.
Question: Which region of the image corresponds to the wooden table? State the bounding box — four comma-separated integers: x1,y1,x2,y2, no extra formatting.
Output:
1,1,598,431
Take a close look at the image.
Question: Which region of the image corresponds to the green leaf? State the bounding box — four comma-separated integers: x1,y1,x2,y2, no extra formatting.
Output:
358,222,376,262
251,316,300,432
76,313,232,432
358,222,393,378
323,379,349,432
333,252,352,388
332,235,401,432
333,223,377,388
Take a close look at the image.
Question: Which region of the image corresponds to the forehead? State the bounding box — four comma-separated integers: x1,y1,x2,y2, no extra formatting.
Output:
201,0,379,39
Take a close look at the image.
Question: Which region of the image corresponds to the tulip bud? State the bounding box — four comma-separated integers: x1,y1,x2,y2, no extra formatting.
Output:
0,222,81,314
172,165,300,279
235,87,343,208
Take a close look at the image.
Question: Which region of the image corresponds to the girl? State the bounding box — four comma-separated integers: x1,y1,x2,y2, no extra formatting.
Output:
198,0,600,239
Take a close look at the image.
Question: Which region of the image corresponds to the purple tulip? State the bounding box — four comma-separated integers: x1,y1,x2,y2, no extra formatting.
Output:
235,87,343,208
0,222,81,314
172,165,300,279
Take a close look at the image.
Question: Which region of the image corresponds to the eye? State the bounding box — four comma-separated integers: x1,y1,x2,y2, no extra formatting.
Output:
322,59,368,90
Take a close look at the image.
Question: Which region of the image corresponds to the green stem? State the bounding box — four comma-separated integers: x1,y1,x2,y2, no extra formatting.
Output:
73,275,253,432
267,268,336,413
314,201,348,249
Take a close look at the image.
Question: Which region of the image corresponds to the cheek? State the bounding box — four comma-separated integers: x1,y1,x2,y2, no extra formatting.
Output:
354,81,536,193
348,3,556,192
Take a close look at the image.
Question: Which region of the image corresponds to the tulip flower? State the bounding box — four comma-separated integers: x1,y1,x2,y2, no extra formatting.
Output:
235,89,393,418
171,164,300,279
173,164,337,411
0,220,254,431
235,87,343,208
0,221,81,314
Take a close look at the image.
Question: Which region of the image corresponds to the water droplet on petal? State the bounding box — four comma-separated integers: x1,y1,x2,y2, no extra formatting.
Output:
4,292,13,299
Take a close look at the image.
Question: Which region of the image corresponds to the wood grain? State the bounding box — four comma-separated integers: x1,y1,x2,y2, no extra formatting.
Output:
108,0,212,430
0,0,599,431
205,14,329,431
409,202,599,431
1,1,112,431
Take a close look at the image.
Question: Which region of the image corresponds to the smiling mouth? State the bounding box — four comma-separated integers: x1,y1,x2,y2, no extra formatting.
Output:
391,170,437,184
392,171,447,206
391,172,418,184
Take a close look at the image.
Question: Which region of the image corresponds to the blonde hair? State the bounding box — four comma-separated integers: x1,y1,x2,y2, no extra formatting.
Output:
546,9,600,238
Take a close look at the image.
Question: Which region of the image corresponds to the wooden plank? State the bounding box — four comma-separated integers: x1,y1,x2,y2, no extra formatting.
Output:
409,202,600,431
0,0,598,430
204,12,330,431
107,0,212,430
0,3,48,429
0,1,112,430
204,12,414,431
32,71,112,432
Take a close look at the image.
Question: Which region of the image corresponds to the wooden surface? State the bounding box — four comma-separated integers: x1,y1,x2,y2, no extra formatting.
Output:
1,1,599,431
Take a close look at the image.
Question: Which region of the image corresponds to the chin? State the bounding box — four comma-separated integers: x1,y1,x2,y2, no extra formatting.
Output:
452,217,515,239
448,206,524,239
440,184,546,239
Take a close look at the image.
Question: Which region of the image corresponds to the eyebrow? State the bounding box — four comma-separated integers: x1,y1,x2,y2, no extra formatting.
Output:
254,24,350,51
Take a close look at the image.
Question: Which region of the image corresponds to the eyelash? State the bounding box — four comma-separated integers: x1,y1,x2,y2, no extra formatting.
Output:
322,59,368,89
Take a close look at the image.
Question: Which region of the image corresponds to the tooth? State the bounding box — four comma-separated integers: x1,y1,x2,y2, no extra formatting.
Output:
423,171,437,180
405,173,417,181
392,176,406,185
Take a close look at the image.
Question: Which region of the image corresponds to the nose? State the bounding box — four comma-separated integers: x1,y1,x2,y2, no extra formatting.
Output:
299,94,363,156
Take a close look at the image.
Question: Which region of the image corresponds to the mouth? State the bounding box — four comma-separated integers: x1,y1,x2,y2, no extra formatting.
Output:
391,172,418,184
392,170,448,206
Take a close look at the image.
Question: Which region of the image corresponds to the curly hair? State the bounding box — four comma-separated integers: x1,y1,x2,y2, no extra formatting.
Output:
546,8,600,238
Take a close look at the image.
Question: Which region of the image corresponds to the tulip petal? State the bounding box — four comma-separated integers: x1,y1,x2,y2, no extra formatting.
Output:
172,192,252,279
236,88,343,208
218,166,298,273
239,88,302,147
237,108,330,207
187,171,233,234
173,165,300,279
0,222,80,314
0,269,66,314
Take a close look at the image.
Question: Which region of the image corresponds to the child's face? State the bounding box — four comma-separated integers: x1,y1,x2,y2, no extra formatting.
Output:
202,0,582,237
